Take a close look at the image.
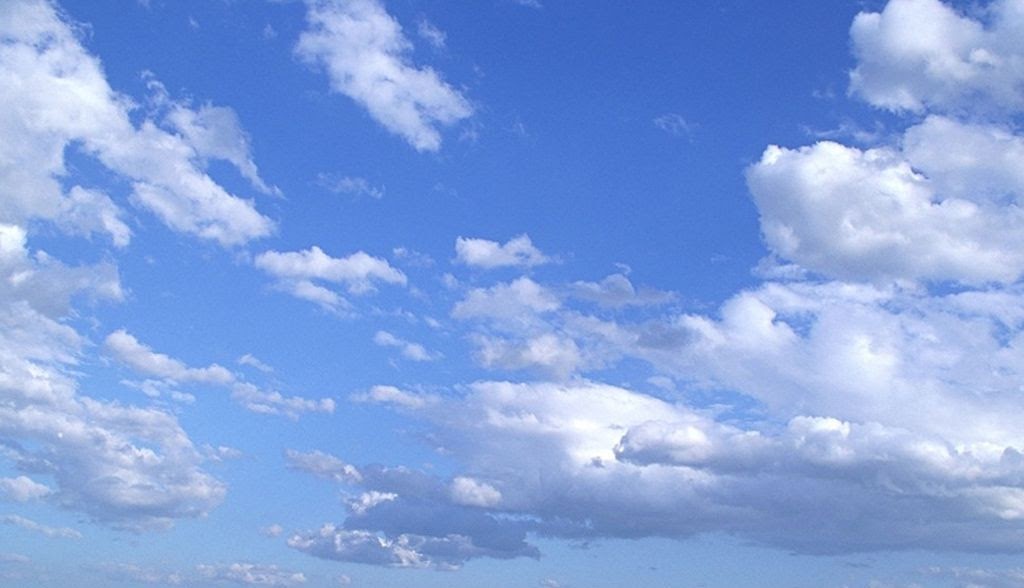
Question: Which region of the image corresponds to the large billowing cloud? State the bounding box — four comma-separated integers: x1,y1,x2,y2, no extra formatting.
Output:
336,378,1024,553
0,0,275,246
747,116,1024,285
849,0,1024,115
296,0,473,151
281,0,1024,562
0,0,288,531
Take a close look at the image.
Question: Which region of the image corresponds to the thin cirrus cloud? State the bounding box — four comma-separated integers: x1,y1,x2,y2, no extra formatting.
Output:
296,0,473,151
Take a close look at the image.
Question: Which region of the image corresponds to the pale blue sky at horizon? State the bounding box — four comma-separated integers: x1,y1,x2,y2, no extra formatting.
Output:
4,0,1024,586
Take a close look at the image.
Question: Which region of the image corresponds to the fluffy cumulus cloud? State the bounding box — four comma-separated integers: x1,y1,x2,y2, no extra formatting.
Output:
747,119,1024,284
454,235,551,269
749,0,1024,285
849,0,1024,115
0,0,275,246
296,0,473,151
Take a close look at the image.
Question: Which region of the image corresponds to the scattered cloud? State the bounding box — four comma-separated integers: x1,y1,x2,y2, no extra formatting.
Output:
238,353,274,373
90,562,185,586
106,330,234,385
261,524,285,538
107,330,333,419
372,330,440,361
0,477,52,503
653,112,695,138
285,449,363,484
255,246,406,312
196,563,307,587
316,173,385,199
351,385,438,410
2,515,81,539
296,0,473,151
455,235,551,269
417,19,446,50
570,273,675,308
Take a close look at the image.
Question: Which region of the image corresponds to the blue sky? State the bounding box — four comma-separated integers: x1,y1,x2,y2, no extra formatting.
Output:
4,0,1024,586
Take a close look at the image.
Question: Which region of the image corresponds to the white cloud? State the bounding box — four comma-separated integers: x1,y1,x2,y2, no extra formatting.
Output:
747,137,1024,284
0,270,223,529
107,330,333,419
2,515,81,539
849,0,1024,115
255,247,406,312
316,173,385,199
653,112,695,137
90,563,185,586
471,333,581,379
571,273,675,308
106,330,234,385
351,385,437,410
287,524,532,570
0,476,52,502
346,490,397,515
922,566,1024,588
238,353,274,373
296,0,473,151
372,330,439,361
285,449,363,484
341,363,1024,553
55,186,132,248
285,450,540,569
231,382,335,420
417,19,446,50
202,445,243,462
261,524,285,538
0,0,274,246
166,102,280,196
452,277,560,324
196,563,307,587
455,235,551,269
449,477,501,508
0,223,123,318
